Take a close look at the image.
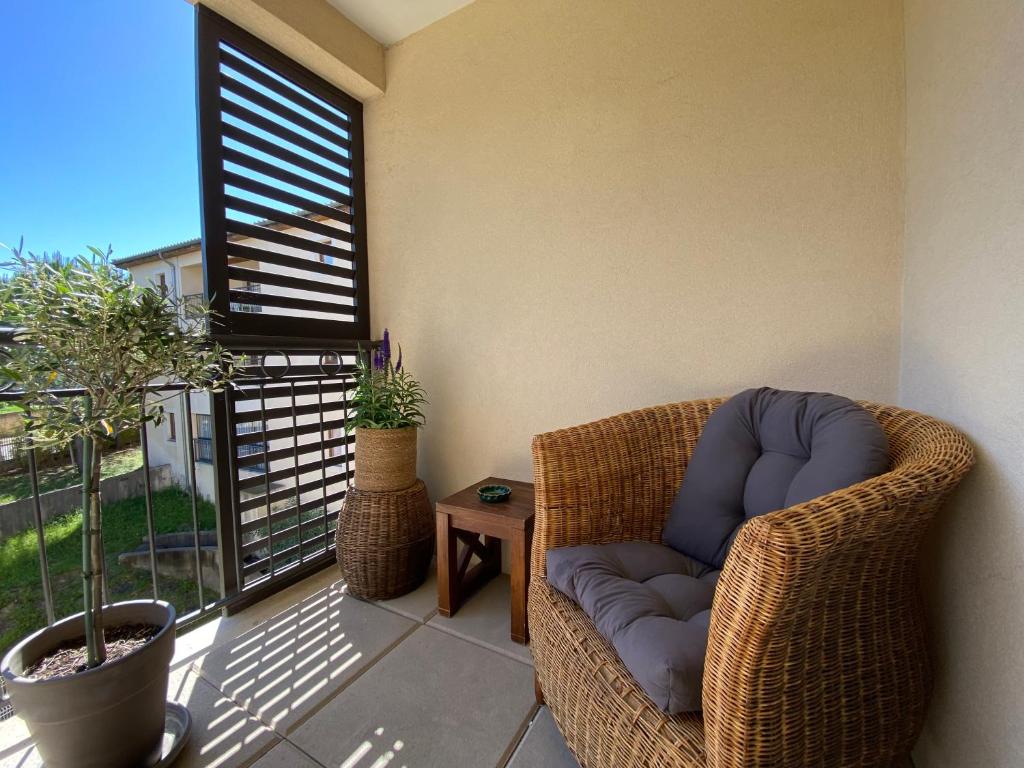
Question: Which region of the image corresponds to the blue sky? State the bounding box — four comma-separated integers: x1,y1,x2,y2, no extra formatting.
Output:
1,1,199,263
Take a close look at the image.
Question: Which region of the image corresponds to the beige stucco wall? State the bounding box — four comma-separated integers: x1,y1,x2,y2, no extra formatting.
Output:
901,1,1024,766
364,0,905,498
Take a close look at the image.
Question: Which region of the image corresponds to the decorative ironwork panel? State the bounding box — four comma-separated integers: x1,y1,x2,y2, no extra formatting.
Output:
227,349,358,587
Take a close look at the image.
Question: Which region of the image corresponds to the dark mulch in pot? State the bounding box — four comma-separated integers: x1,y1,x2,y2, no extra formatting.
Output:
22,623,161,680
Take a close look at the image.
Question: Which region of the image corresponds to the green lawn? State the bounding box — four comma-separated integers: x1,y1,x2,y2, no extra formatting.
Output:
0,487,217,658
0,447,143,505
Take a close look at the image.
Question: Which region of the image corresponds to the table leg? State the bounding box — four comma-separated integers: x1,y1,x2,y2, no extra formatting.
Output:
436,511,457,617
483,535,502,580
510,527,530,644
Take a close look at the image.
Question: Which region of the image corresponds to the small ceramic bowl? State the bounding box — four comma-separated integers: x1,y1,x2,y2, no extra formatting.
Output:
477,484,512,503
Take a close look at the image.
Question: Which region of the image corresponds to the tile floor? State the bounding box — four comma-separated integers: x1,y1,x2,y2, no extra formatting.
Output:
0,565,580,768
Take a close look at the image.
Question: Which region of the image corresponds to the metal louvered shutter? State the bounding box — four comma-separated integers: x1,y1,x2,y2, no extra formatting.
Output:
196,6,369,342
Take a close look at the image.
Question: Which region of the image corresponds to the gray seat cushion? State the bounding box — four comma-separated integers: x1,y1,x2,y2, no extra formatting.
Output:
662,387,890,568
547,389,889,714
547,541,718,713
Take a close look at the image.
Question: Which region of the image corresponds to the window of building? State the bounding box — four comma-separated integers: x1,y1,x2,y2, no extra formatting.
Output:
237,441,266,473
167,412,176,441
232,416,266,471
235,417,263,436
193,413,214,463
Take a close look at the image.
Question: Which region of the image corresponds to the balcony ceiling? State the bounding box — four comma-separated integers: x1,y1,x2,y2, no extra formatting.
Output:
325,0,476,45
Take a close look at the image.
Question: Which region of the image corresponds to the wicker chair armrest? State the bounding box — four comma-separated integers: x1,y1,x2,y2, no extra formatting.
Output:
702,434,974,768
530,398,723,579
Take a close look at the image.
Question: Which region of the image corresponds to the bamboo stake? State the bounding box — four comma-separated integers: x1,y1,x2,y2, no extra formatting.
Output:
89,441,105,664
81,396,98,667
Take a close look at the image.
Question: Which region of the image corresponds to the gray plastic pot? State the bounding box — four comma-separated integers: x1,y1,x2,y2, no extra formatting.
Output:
1,600,176,768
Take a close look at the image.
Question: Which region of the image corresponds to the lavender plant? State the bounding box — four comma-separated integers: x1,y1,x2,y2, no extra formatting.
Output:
351,329,426,429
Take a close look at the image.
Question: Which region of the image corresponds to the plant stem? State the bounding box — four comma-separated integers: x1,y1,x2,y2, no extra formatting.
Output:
89,441,106,663
81,397,98,668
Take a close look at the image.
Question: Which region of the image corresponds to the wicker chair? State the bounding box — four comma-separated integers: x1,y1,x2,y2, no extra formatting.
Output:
529,398,974,768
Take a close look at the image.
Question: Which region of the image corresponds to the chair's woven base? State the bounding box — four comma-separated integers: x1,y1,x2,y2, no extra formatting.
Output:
530,578,708,768
336,479,434,600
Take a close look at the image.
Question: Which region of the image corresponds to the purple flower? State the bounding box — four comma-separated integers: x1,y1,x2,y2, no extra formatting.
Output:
381,328,391,364
395,346,403,373
373,347,384,371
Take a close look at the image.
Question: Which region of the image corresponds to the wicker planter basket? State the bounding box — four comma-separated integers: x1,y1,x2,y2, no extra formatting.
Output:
336,479,433,600
354,427,417,492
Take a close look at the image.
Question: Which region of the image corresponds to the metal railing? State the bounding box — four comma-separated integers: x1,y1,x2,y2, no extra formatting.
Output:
185,285,262,326
0,435,19,465
0,331,370,718
229,283,261,314
182,293,209,332
182,292,205,314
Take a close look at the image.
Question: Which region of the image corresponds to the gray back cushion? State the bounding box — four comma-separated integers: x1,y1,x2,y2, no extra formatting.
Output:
662,388,889,568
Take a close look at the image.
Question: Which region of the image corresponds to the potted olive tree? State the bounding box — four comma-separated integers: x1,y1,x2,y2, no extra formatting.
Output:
351,329,427,491
0,245,235,768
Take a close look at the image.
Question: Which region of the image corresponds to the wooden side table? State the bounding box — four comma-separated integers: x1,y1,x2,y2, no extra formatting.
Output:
435,477,535,644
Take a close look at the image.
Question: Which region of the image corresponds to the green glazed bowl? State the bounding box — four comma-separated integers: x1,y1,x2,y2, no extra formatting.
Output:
477,484,512,503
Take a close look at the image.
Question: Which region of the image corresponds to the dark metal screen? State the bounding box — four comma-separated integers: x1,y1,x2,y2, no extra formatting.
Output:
196,6,369,342
196,6,373,606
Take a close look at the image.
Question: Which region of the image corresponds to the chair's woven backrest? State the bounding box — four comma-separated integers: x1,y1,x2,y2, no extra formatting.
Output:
702,403,974,768
531,398,725,580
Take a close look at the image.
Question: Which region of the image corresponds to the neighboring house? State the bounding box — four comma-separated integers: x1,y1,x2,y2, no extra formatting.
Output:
114,213,353,513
